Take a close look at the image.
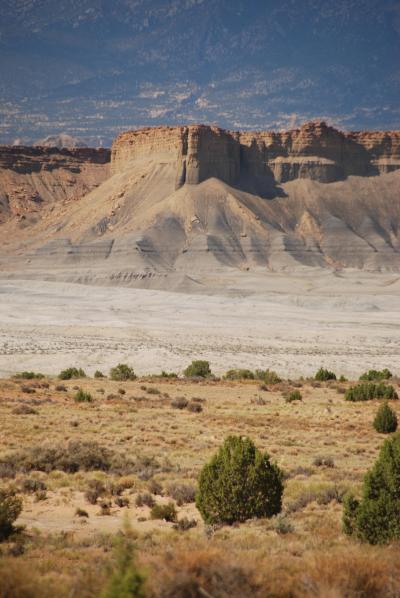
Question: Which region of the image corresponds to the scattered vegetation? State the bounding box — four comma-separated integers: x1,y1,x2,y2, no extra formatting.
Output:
343,433,400,544
109,364,137,381
94,370,105,378
345,382,398,402
0,441,118,475
315,367,337,381
183,360,212,378
373,401,398,433
59,367,86,380
196,435,283,524
360,368,393,381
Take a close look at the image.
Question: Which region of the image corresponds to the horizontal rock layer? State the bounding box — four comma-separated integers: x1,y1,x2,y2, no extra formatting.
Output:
112,122,400,190
0,146,110,222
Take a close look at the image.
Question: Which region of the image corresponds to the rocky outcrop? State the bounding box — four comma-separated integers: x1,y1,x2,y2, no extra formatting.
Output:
111,122,400,192
0,146,110,222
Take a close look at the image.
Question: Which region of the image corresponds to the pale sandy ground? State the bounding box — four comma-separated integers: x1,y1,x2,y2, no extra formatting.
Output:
0,271,399,378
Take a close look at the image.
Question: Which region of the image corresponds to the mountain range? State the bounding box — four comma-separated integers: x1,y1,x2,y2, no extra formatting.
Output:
1,0,399,145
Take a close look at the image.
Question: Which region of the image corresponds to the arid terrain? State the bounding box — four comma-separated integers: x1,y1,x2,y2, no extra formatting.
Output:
1,371,400,596
0,272,400,379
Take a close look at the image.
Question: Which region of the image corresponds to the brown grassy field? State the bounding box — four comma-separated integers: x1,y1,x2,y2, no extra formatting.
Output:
1,373,400,597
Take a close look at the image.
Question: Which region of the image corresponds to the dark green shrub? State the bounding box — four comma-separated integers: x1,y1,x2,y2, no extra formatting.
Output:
109,364,137,381
196,435,283,524
101,530,145,598
150,502,177,522
284,390,302,403
74,389,93,403
0,489,22,541
315,367,336,381
360,368,392,381
59,367,86,380
13,371,44,380
94,370,105,378
345,382,398,402
183,360,211,378
255,369,281,384
343,433,400,543
224,369,254,380
373,401,398,433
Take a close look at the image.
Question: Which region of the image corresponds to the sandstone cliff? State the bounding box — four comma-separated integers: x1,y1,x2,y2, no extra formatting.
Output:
112,122,400,193
0,146,110,223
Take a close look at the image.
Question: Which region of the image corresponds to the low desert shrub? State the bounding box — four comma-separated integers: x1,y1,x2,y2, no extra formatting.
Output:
0,441,113,475
343,433,400,543
159,371,178,378
0,489,22,541
183,360,211,378
20,478,46,493
171,397,188,409
284,390,302,403
146,387,161,395
55,384,67,391
94,370,105,378
147,479,163,495
75,507,89,518
345,382,398,402
74,389,93,402
196,435,283,524
224,369,254,380
21,385,36,394
59,367,86,380
13,371,44,380
85,479,106,504
255,369,281,384
373,402,398,433
12,404,38,415
315,367,337,381
167,482,196,505
313,455,335,468
360,368,393,381
274,515,294,535
173,517,197,531
150,502,177,522
135,493,155,508
109,364,137,381
187,401,203,413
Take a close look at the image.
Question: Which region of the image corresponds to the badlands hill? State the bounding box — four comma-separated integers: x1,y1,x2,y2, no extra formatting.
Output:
0,121,399,290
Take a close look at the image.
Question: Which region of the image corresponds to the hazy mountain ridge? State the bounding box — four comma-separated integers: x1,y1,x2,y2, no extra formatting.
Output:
0,0,399,145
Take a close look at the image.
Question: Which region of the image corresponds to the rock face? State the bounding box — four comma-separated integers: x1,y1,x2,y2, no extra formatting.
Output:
112,122,400,192
1,122,400,285
0,146,110,222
